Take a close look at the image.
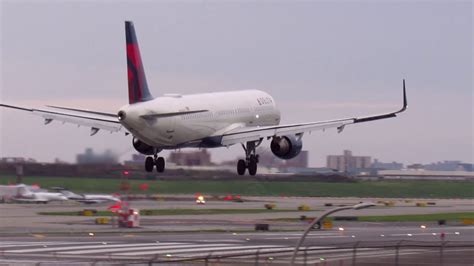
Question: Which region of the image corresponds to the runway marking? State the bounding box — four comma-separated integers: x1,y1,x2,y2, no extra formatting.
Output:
6,242,182,253
239,232,339,236
304,249,433,264
0,241,116,249
184,246,335,258
196,239,246,243
117,245,284,256
264,235,350,240
183,247,297,258
61,243,235,255
390,232,460,237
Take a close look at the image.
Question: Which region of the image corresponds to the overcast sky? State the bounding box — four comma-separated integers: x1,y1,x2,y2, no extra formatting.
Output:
0,1,472,167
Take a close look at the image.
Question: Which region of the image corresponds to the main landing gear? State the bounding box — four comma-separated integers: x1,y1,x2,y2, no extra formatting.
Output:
145,151,165,173
237,141,260,176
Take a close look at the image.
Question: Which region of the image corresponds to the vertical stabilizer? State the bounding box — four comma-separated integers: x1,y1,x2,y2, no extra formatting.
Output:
125,21,153,104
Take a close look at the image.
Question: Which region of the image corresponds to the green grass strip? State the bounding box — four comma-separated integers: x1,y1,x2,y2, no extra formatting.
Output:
2,176,473,198
271,212,474,222
38,208,302,216
357,212,474,222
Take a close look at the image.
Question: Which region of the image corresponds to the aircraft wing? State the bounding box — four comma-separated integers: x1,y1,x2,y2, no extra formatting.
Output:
0,104,123,135
217,80,407,146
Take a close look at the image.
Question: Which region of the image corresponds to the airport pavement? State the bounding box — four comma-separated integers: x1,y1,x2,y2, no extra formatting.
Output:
0,196,473,233
0,226,473,265
0,196,473,264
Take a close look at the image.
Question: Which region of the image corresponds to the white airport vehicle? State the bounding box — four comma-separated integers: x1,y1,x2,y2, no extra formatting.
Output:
10,184,67,204
58,189,121,204
0,21,407,176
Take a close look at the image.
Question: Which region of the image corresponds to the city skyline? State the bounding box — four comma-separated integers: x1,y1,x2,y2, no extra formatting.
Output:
1,1,472,167
2,147,471,171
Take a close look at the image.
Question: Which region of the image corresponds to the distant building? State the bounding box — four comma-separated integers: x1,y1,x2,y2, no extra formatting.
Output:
286,151,309,168
407,163,424,170
378,169,474,181
76,148,118,165
424,161,468,171
327,150,371,173
371,159,403,170
459,163,473,172
0,157,37,163
168,149,212,166
123,154,146,166
256,149,282,168
256,148,309,169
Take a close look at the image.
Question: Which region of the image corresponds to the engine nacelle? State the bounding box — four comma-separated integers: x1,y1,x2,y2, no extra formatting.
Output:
132,137,156,155
270,135,303,160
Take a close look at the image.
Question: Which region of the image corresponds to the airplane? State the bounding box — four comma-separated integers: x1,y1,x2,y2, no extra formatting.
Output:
10,184,68,204
55,189,121,204
0,21,407,176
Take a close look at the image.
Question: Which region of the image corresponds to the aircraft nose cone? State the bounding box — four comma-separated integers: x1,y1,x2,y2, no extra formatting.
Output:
118,110,127,121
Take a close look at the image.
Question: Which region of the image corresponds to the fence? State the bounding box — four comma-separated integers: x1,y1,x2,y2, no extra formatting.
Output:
2,240,472,265
132,240,474,265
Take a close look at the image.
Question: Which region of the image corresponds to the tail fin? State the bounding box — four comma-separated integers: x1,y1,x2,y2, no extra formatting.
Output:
125,21,153,104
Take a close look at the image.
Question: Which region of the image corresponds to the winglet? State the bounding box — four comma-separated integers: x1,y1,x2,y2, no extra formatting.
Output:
125,21,153,104
353,79,408,124
399,79,407,113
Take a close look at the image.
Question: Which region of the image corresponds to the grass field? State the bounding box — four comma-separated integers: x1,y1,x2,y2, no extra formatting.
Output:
39,208,302,216
38,209,474,222
357,212,474,222
272,212,474,222
1,175,473,198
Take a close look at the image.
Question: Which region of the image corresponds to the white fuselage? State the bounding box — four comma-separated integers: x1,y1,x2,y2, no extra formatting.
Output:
119,90,281,148
13,186,68,203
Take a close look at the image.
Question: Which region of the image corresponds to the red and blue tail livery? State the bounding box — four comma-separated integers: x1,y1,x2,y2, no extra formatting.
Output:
125,21,153,104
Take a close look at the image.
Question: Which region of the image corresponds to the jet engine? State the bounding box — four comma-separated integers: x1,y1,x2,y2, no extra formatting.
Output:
132,137,156,155
270,135,303,160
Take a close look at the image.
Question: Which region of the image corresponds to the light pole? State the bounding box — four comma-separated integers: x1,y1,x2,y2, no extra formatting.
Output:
290,202,376,266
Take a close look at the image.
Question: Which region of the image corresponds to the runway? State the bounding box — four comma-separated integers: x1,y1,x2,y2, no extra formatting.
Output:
0,196,473,264
1,225,472,265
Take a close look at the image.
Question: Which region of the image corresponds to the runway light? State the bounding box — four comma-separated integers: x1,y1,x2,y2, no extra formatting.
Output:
166,254,172,257
432,233,437,236
232,233,237,235
88,232,95,236
102,242,107,245
351,235,356,238
338,227,344,231
420,225,427,229
455,232,460,235
380,234,385,237
284,237,289,240
245,238,250,241
43,245,47,248
268,257,274,260
407,234,413,237
320,257,326,261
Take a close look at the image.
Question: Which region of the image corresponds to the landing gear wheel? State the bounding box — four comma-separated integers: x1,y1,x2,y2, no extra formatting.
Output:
248,155,258,176
145,157,154,172
237,159,246,176
156,157,165,173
